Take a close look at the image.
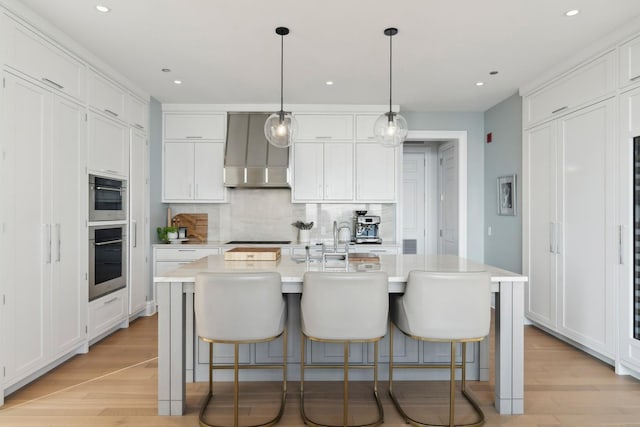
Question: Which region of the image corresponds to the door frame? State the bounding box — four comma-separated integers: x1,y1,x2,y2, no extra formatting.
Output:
399,130,468,258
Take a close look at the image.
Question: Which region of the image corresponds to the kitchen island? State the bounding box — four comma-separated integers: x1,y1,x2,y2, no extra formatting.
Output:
154,254,527,416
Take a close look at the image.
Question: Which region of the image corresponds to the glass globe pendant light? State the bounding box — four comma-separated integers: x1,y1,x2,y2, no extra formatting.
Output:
264,27,297,148
374,27,408,147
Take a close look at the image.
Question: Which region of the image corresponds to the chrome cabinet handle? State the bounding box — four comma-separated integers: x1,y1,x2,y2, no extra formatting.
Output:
45,224,52,263
551,106,569,114
132,220,137,248
186,136,203,139
103,297,118,305
95,186,122,192
555,223,562,254
314,136,333,139
104,109,119,117
549,222,555,253
56,223,61,262
41,77,64,89
619,225,624,265
134,123,144,130
631,75,640,81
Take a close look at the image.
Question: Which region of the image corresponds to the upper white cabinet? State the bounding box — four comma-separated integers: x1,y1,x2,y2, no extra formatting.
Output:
162,112,227,203
294,114,354,141
619,34,640,89
88,111,130,177
127,95,148,131
3,13,85,101
292,141,354,202
355,114,378,142
164,113,226,140
355,143,397,201
87,70,126,121
523,51,615,127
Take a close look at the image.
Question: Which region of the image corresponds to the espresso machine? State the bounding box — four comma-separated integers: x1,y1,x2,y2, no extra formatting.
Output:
354,211,382,244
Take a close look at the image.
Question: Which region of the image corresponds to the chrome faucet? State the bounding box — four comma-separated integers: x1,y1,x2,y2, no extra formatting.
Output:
333,220,338,253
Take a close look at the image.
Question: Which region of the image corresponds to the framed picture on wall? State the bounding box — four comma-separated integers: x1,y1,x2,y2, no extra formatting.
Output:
497,174,516,216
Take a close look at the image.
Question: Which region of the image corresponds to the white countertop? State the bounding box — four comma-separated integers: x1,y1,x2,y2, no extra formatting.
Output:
154,254,527,293
153,241,401,248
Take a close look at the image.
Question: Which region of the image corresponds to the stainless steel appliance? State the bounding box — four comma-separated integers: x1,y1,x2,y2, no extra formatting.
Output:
354,215,382,244
89,225,126,301
89,174,127,221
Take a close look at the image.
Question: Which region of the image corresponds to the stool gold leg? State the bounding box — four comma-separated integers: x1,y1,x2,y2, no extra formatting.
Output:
234,343,239,427
344,342,349,427
449,342,456,427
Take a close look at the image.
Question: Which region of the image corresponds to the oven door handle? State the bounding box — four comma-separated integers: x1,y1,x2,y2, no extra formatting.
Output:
94,239,123,246
95,186,122,192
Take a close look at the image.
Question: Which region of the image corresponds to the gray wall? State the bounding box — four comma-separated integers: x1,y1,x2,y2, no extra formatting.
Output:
403,111,485,262
483,93,522,273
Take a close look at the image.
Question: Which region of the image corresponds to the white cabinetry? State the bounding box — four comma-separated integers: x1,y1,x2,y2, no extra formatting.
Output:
619,34,640,89
523,51,615,127
88,111,129,177
294,114,354,141
292,141,354,202
3,14,86,101
355,143,397,201
0,71,87,387
87,69,126,121
129,129,149,317
127,95,148,131
355,114,378,142
162,112,227,203
524,99,617,359
88,289,127,340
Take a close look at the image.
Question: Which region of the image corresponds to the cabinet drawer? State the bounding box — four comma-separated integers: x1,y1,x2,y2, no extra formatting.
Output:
4,14,85,101
88,289,126,340
355,114,379,141
88,70,127,120
154,247,220,261
164,113,226,140
619,33,640,89
295,114,354,141
524,51,615,127
128,95,148,130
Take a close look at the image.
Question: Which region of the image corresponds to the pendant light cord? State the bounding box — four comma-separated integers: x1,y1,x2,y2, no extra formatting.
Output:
389,32,393,115
280,33,284,114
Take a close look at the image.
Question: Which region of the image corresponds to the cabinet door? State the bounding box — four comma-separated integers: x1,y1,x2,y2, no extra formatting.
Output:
163,142,194,201
523,121,558,329
293,143,323,201
129,129,148,316
164,113,225,140
619,34,640,89
355,114,378,142
5,16,85,101
49,94,86,358
88,70,126,120
556,100,616,357
323,142,353,200
88,112,129,177
128,95,148,131
0,72,50,382
295,114,354,141
194,143,225,201
355,143,396,201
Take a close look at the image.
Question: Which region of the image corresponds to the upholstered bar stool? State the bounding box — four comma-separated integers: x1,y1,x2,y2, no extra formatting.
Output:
300,271,389,427
194,272,287,427
389,270,492,427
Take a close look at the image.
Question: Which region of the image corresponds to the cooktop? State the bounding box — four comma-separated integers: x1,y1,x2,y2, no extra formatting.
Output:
225,240,291,244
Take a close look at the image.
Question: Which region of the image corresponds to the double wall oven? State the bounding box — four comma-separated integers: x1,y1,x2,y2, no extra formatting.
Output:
88,174,127,301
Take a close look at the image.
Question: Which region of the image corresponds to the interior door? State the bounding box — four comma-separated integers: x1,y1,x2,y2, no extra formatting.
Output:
402,152,425,254
438,142,458,255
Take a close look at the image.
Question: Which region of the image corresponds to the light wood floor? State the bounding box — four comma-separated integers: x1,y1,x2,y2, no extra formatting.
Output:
1,314,640,426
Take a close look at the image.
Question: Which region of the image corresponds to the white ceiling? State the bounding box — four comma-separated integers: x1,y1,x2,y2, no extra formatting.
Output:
13,0,640,112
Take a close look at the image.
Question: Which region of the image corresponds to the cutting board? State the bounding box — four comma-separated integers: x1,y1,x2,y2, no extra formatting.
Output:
171,213,208,242
224,247,281,261
348,253,380,262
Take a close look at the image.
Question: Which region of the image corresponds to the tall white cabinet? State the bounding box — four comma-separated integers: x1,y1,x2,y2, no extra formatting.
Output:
0,71,87,387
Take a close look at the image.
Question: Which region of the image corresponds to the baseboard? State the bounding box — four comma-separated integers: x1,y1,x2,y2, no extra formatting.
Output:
145,300,156,316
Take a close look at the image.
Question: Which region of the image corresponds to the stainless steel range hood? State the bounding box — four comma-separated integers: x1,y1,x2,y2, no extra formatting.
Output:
224,112,290,188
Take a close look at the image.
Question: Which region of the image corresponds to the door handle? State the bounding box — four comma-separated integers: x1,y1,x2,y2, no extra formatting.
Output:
549,222,555,253
56,223,61,262
45,224,52,264
132,220,137,248
619,225,624,265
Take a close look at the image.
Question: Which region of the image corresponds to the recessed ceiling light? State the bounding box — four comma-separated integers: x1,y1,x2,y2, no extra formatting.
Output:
95,5,110,13
476,82,485,87
173,80,182,85
162,68,171,73
489,70,499,75
325,81,334,86
565,9,579,17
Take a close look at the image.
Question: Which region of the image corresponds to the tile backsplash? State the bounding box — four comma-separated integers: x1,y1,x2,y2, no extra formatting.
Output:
168,189,396,243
